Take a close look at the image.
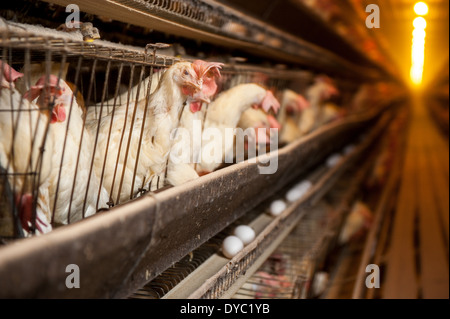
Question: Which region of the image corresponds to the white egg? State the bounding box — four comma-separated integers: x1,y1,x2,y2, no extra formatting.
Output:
297,180,313,193
326,154,342,168
234,225,256,245
312,272,329,297
343,144,356,155
286,188,303,203
287,181,313,202
222,236,244,259
270,200,287,216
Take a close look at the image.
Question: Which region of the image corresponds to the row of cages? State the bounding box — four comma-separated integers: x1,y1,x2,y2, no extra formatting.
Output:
0,21,398,242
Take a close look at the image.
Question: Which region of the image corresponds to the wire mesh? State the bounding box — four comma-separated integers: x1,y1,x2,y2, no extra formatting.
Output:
113,0,318,56
0,21,319,240
0,18,365,242
230,203,332,300
0,23,178,239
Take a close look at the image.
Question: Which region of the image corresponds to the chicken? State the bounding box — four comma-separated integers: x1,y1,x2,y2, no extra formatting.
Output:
338,201,373,245
0,61,58,234
299,75,339,135
25,74,110,226
166,61,223,187
15,62,69,96
351,83,373,113
15,62,87,117
165,102,206,187
87,60,220,204
237,108,281,149
196,83,280,175
320,102,342,125
277,89,310,144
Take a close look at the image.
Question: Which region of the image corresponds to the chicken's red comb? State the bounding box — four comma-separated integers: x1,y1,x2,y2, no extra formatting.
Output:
296,94,310,111
327,84,340,97
24,75,63,102
261,91,281,114
267,114,282,130
316,74,333,84
192,60,224,79
33,74,61,88
0,60,24,83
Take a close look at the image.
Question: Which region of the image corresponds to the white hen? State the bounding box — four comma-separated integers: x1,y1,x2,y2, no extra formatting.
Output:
25,74,110,225
0,61,56,234
237,108,281,148
299,75,339,135
87,60,215,204
197,83,280,175
277,89,310,144
165,61,223,187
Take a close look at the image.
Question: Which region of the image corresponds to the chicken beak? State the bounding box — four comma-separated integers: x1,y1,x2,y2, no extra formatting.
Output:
198,170,211,177
198,95,211,104
186,80,202,93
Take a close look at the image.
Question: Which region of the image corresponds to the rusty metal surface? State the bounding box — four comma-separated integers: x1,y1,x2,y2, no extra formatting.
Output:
0,102,393,298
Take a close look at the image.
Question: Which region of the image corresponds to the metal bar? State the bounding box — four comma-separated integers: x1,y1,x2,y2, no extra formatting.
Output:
117,64,145,203
109,64,136,206
97,61,125,209
52,53,71,220
33,46,55,231
68,56,87,216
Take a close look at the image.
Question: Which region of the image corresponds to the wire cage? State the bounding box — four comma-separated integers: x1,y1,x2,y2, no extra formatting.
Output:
0,21,185,239
1,20,362,242
0,0,413,299
0,12,402,248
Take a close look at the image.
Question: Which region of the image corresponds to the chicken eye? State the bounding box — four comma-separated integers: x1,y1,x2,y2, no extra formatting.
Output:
184,70,190,76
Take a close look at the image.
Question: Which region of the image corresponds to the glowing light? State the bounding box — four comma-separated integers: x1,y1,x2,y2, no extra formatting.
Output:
414,2,429,16
412,29,426,39
413,17,427,29
410,16,427,85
